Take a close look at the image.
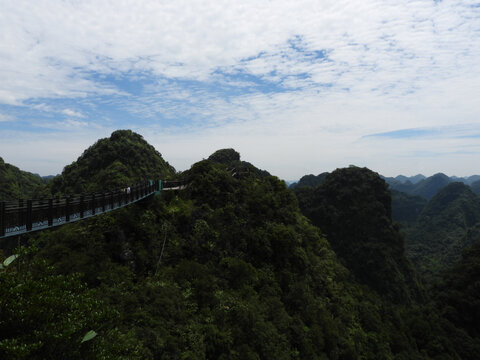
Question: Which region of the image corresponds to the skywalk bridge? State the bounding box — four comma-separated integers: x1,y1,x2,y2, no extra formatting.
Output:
0,179,186,239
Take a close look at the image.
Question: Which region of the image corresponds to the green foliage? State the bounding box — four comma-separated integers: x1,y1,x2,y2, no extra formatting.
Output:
407,182,480,282
0,157,45,201
0,248,145,359
290,172,329,189
471,180,480,195
208,149,240,164
3,139,480,359
295,166,422,304
391,190,427,226
50,130,175,195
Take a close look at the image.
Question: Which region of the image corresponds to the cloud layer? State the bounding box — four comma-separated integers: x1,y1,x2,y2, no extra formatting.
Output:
0,0,479,178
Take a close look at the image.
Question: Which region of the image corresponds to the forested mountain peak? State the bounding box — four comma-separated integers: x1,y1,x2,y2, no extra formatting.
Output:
0,156,45,201
295,166,422,303
421,182,479,220
50,130,175,195
207,148,240,164
289,172,329,189
4,148,480,358
207,148,270,178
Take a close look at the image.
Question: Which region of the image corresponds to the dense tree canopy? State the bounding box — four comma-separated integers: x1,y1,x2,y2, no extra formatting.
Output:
295,166,422,304
0,157,47,201
406,182,480,282
2,136,480,359
50,130,175,195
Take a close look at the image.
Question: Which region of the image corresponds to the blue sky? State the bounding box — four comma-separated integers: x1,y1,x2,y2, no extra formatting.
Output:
0,0,480,179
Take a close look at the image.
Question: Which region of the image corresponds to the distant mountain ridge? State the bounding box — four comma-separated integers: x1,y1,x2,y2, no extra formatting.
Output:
384,173,480,200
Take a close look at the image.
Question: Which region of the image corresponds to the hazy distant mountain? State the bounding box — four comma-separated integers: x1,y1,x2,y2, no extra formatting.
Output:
385,173,480,200
450,175,480,185
385,173,450,200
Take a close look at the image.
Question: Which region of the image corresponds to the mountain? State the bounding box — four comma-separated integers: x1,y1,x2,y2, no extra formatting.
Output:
0,157,46,201
450,175,480,185
471,180,480,195
384,174,426,185
406,182,480,281
11,150,436,359
391,189,428,226
288,172,329,189
208,148,270,178
436,235,480,342
50,130,175,195
295,166,422,304
386,173,451,200
386,174,480,201
3,137,480,359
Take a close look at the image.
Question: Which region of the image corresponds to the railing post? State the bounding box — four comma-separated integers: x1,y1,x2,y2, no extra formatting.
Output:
92,194,96,215
19,199,24,228
26,200,32,231
110,192,114,210
66,197,71,222
102,193,106,213
80,196,84,218
48,199,53,227
0,202,5,237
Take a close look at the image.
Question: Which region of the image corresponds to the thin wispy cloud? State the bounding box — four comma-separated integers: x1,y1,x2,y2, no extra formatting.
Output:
0,0,479,178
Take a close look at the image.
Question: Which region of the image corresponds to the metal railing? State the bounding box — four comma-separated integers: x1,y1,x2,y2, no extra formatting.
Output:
0,180,159,238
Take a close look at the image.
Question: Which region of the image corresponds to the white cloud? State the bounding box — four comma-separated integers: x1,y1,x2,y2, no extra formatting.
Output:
61,109,85,118
0,0,479,177
0,113,14,122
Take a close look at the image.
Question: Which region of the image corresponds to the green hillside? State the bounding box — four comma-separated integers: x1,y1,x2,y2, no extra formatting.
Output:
407,182,480,282
289,173,329,189
50,130,175,195
0,157,46,201
391,190,428,226
471,180,480,195
2,138,480,359
295,166,422,304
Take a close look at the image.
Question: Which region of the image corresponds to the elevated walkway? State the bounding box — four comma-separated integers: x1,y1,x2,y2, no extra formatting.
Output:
0,179,187,239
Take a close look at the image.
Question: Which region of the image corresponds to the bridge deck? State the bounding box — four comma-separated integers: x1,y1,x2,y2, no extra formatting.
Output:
0,179,187,239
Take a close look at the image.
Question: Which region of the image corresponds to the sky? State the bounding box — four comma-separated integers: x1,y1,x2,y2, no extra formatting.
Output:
0,0,479,180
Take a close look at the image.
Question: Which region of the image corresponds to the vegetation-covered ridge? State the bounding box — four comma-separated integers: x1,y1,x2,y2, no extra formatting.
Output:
406,182,480,282
294,166,422,304
50,130,175,196
2,135,480,359
0,157,46,201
